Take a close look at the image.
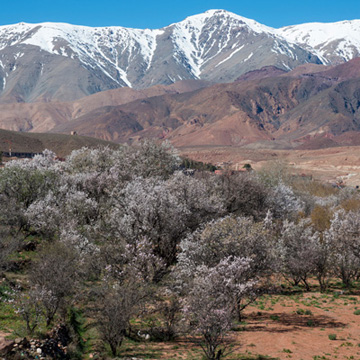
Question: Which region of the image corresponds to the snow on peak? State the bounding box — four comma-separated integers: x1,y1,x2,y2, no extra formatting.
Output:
278,20,360,61
1,11,360,88
181,9,276,35
169,9,278,77
19,22,163,62
0,22,164,86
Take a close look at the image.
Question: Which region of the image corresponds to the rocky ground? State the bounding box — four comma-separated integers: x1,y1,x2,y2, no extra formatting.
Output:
0,331,12,358
0,325,70,359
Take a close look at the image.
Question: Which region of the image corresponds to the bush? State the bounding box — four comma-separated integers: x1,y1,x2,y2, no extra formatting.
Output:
306,319,315,327
328,334,337,340
296,308,312,316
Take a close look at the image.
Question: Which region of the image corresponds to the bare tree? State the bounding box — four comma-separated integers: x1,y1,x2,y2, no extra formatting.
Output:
215,172,269,219
0,228,20,275
97,282,145,357
15,286,44,335
29,242,79,326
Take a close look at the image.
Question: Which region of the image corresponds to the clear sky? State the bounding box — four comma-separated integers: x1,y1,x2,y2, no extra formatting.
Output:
1,0,359,29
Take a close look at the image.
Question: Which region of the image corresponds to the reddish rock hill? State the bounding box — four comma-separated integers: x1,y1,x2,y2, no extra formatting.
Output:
49,59,360,149
3,59,360,150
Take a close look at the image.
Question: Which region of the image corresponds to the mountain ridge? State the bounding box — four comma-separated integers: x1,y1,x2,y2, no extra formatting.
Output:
0,9,333,102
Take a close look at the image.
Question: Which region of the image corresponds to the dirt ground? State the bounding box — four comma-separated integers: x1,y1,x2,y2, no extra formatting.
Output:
238,292,360,360
118,291,360,360
180,145,360,187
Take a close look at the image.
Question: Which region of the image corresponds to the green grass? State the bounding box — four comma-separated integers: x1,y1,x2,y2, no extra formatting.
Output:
0,301,22,333
296,307,315,315
340,342,353,347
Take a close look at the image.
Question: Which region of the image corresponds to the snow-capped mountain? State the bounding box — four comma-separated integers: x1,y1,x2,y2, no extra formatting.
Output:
0,10,323,102
166,10,320,82
0,10,358,103
278,20,360,64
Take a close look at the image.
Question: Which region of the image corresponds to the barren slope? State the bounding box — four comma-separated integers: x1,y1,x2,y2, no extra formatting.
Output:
0,80,209,132
51,60,360,147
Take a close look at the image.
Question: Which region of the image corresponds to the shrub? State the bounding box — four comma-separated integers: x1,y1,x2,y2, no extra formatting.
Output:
306,319,315,327
328,334,337,341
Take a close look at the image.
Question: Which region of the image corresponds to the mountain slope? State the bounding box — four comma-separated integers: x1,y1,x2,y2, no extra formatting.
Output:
50,59,360,148
279,20,360,64
0,79,210,132
0,10,322,102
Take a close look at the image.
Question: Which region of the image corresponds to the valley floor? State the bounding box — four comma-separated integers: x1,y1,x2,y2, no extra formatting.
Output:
180,145,360,187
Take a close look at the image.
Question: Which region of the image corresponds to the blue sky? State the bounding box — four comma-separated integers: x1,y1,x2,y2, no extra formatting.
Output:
1,0,360,28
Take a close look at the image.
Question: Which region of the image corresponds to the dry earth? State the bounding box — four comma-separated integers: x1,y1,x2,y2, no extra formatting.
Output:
180,145,360,187
238,292,360,360
118,291,360,360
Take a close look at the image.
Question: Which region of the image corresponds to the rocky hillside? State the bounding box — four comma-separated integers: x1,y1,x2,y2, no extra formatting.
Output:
48,58,360,149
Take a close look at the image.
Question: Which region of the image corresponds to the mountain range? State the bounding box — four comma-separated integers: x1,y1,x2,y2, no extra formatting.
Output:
1,10,360,149
1,10,360,103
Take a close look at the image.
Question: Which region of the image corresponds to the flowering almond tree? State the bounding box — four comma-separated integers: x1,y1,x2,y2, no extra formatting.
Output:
183,257,255,360
325,210,360,287
277,219,319,290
